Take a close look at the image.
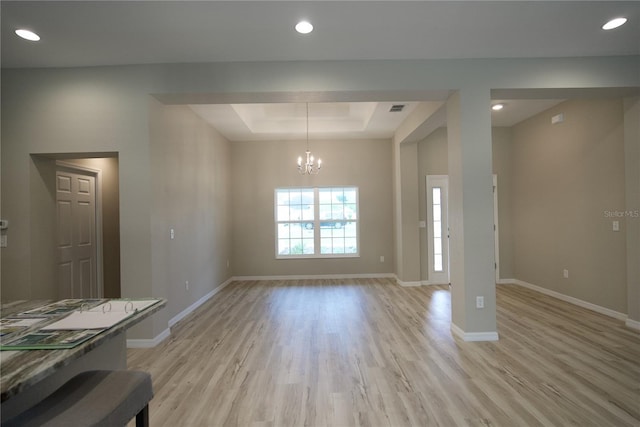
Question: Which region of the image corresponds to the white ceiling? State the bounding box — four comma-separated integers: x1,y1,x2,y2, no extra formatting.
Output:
190,102,423,141
189,100,566,141
2,1,638,68
1,1,636,140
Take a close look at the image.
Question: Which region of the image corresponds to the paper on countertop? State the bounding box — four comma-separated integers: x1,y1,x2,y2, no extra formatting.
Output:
41,299,160,330
85,299,159,313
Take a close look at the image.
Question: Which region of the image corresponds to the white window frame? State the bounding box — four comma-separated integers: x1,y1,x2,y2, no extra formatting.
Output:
275,186,360,259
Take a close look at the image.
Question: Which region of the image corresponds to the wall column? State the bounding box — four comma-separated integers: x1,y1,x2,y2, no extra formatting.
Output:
398,142,421,285
446,89,498,340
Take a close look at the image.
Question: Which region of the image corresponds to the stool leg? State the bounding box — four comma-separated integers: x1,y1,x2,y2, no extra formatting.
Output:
136,405,149,427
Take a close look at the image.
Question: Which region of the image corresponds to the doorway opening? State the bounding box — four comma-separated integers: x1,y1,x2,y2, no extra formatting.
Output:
31,154,121,299
426,174,499,284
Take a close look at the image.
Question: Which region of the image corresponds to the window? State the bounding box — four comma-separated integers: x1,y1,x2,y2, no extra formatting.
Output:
275,187,359,258
432,187,443,272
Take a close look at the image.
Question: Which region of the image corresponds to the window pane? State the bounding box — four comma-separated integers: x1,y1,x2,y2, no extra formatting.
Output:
301,204,314,220
277,190,290,206
278,240,290,255
331,205,344,219
343,189,357,203
332,242,345,254
319,205,332,220
303,239,314,254
290,239,303,254
321,238,332,253
345,238,357,253
345,203,357,219
433,207,441,221
433,223,441,238
433,187,441,205
319,189,332,204
434,254,443,272
277,206,290,221
301,189,314,205
278,223,290,239
434,237,442,255
344,222,357,237
290,223,302,238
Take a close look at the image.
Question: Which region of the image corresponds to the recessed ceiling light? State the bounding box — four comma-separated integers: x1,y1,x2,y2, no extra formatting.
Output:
492,104,504,111
602,17,627,30
295,21,313,34
15,29,40,41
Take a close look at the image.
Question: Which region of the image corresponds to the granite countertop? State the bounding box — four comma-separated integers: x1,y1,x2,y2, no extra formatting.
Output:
0,298,166,402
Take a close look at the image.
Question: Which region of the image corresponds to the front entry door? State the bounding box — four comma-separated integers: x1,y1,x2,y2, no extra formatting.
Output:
56,167,99,298
426,175,450,284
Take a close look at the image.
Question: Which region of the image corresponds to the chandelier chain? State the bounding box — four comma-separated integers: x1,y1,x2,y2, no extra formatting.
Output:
297,102,322,175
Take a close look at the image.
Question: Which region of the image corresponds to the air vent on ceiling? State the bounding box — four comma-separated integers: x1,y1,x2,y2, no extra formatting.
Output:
389,104,405,112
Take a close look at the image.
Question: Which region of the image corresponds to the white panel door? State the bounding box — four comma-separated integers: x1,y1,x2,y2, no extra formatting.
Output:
56,168,98,298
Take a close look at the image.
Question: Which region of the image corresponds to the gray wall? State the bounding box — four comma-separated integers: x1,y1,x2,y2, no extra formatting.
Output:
624,97,640,324
149,102,232,324
511,98,627,313
230,138,394,277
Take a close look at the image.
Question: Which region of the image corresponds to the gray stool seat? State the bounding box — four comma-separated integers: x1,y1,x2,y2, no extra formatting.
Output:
3,370,153,427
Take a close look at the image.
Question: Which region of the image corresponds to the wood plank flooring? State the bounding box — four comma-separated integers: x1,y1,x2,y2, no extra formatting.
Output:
127,279,640,426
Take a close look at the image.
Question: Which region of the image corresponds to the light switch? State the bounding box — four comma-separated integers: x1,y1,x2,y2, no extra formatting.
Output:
613,221,619,232
170,228,175,240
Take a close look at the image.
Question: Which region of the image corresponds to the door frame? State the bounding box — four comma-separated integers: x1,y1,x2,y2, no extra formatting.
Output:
493,174,500,283
425,174,500,285
56,161,104,297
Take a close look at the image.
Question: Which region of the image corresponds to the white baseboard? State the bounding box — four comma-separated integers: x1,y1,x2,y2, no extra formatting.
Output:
505,279,628,321
421,280,449,286
397,279,422,287
232,273,396,281
169,276,235,328
451,323,499,342
126,276,234,349
626,318,640,331
127,327,170,349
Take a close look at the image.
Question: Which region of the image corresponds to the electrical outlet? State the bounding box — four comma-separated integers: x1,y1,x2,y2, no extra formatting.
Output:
613,221,620,232
476,296,484,309
380,255,385,263
0,234,7,248
185,280,189,290
170,228,175,240
563,269,569,279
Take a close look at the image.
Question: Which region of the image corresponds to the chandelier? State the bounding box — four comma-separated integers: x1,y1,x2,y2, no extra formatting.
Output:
297,103,322,175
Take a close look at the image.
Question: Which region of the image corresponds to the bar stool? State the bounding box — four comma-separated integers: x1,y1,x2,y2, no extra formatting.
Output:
3,370,153,427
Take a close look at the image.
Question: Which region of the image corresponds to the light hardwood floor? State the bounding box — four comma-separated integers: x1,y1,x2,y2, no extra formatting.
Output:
127,279,640,426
